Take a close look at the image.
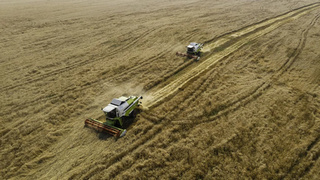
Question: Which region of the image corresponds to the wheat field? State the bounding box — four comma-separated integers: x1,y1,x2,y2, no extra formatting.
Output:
1,0,320,179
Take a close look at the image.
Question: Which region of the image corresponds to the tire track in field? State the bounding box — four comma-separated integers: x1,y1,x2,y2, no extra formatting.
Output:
298,131,320,179
275,15,320,178
279,14,320,179
144,3,320,109
202,2,319,47
180,13,320,126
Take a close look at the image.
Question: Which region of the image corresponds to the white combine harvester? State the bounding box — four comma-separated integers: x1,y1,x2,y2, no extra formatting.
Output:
85,96,143,138
176,42,204,61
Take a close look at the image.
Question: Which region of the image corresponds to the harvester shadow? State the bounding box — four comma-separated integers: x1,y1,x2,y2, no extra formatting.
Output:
98,132,113,140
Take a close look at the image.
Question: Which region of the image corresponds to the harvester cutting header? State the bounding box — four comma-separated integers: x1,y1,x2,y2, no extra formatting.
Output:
176,42,204,61
85,95,142,138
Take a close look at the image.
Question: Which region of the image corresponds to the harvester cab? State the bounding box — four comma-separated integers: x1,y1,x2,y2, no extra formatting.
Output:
176,42,204,61
102,96,136,127
85,96,143,138
187,42,203,55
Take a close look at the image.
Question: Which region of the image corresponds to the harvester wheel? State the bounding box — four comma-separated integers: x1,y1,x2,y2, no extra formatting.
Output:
114,120,122,128
129,109,137,118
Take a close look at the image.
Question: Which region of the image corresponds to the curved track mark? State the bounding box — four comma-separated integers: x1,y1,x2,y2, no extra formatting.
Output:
188,13,320,127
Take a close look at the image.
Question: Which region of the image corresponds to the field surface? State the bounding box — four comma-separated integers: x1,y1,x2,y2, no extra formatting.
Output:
1,0,320,179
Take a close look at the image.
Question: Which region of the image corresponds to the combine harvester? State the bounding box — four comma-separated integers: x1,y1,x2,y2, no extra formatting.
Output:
176,42,204,61
85,95,143,138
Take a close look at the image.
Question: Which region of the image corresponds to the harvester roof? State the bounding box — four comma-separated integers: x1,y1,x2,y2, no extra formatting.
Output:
111,99,124,106
102,104,116,113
